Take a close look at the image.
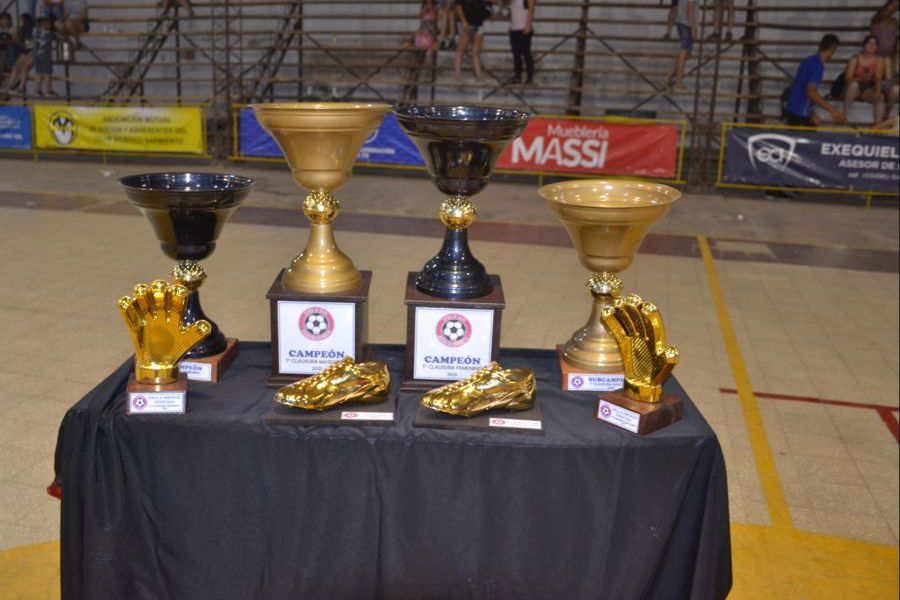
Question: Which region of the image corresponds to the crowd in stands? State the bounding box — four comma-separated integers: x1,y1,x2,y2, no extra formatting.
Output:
0,0,89,97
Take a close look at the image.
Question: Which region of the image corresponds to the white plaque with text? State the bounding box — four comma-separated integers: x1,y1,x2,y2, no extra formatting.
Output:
567,372,624,392
413,306,494,381
277,300,356,375
597,399,640,434
179,361,212,382
127,391,186,415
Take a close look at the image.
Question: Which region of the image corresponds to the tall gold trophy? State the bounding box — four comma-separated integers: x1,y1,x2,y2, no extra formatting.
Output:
539,180,680,389
251,102,390,292
251,102,391,386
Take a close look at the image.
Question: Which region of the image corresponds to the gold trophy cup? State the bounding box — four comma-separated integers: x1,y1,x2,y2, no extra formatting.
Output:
539,180,680,373
251,102,391,293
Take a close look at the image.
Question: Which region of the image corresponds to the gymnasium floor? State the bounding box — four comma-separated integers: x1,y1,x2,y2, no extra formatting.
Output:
0,157,897,598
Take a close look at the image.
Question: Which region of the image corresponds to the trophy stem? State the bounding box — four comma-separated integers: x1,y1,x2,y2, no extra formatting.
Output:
562,272,624,373
283,189,361,293
172,261,227,358
415,194,492,299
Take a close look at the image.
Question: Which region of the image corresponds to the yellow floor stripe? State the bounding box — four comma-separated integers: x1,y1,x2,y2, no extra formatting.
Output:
697,235,792,529
0,541,60,600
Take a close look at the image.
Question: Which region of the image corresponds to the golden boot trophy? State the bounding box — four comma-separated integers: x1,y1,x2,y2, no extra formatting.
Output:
274,357,390,411
421,362,536,417
539,180,679,390
597,294,682,435
118,280,211,414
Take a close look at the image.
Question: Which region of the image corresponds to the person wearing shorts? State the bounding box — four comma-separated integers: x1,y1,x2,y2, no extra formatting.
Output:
33,15,56,96
664,0,694,91
843,35,886,125
712,0,735,41
455,0,489,83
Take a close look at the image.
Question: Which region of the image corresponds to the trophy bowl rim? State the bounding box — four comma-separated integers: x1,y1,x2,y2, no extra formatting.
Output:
538,179,681,210
395,104,530,124
119,172,256,209
249,101,392,115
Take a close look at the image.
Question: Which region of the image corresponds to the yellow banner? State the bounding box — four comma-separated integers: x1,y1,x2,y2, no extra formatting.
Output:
33,105,205,154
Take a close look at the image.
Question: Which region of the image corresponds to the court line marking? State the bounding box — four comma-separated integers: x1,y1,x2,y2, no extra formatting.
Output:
719,388,900,444
698,235,792,529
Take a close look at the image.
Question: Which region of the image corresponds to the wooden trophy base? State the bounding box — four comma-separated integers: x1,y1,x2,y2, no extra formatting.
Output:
557,345,624,392
597,390,683,435
266,269,371,388
402,272,505,392
179,338,239,383
126,373,188,415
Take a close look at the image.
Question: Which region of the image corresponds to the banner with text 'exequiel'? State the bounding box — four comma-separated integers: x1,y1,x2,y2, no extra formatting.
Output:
496,118,680,178
33,105,205,154
720,125,899,194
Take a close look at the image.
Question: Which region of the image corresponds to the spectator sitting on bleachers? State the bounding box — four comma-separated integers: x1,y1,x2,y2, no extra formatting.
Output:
0,12,13,82
870,0,898,58
883,40,899,117
61,0,88,48
842,35,885,125
784,34,846,126
438,0,457,50
2,13,35,94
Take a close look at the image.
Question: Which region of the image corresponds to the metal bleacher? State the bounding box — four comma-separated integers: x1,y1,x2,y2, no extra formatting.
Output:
0,0,889,186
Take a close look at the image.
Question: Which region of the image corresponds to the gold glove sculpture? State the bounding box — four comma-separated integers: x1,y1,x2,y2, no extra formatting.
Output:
601,294,679,403
422,362,536,417
274,357,390,411
118,280,212,385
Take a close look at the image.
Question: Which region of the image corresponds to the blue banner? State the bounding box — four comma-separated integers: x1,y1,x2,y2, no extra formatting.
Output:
238,108,424,166
721,125,899,194
0,106,33,150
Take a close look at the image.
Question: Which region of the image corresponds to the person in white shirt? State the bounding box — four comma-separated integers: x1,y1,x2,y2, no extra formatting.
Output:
508,0,535,84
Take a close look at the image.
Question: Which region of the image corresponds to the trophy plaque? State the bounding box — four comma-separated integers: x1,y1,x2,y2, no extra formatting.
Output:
121,172,255,382
538,180,680,391
596,294,682,435
251,102,390,386
402,272,504,391
118,280,211,414
395,105,528,389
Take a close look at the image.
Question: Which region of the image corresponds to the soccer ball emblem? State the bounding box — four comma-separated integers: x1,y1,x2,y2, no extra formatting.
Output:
299,307,334,341
436,313,472,347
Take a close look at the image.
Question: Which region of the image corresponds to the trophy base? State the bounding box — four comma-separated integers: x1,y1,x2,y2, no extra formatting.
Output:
414,399,544,435
402,272,505,391
596,390,683,435
415,226,493,300
263,392,396,426
557,346,624,392
266,269,371,388
179,338,239,383
126,374,188,415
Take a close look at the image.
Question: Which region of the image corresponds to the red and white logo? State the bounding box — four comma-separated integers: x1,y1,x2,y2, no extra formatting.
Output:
299,307,334,341
131,395,148,411
436,313,472,347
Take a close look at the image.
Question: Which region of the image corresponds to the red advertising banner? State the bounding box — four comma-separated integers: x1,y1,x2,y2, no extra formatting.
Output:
496,117,680,178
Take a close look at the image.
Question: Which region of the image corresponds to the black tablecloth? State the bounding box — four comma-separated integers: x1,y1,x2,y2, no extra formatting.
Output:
55,343,731,600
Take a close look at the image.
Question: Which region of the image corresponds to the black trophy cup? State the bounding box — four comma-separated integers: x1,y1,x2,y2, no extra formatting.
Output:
121,173,255,358
395,105,529,299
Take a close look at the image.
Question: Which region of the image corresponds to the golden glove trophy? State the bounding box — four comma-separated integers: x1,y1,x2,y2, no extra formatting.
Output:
251,102,390,386
597,294,682,435
118,280,211,414
538,180,680,391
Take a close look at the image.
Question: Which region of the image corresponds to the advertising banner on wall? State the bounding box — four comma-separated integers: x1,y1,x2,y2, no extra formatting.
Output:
0,106,33,150
495,117,681,178
33,105,205,154
720,125,899,194
238,108,424,166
